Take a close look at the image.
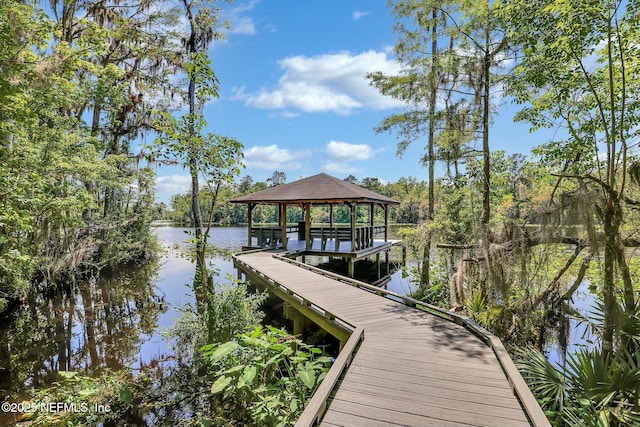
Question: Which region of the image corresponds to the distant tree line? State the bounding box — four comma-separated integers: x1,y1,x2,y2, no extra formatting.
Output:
163,170,432,226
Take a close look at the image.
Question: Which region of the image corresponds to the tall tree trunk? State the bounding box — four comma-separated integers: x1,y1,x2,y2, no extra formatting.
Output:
420,8,439,293
480,29,492,296
602,199,617,356
183,0,207,312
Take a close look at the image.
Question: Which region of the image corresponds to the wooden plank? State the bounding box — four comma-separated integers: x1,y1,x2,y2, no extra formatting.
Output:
343,364,519,400
320,410,417,427
324,400,478,427
340,369,523,407
349,357,513,389
334,380,529,421
330,391,531,427
351,346,508,377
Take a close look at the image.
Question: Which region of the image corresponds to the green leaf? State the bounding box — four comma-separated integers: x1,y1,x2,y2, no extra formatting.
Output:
210,375,232,394
119,387,133,405
223,365,244,375
58,371,78,379
578,398,592,407
298,366,316,390
242,365,257,385
208,341,239,363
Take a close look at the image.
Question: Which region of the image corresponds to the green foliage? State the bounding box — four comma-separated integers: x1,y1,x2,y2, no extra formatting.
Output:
0,0,181,303
466,289,489,326
517,298,640,426
0,249,33,304
200,325,332,426
409,279,450,308
18,369,133,426
500,0,640,356
204,279,268,344
517,347,640,426
167,279,267,363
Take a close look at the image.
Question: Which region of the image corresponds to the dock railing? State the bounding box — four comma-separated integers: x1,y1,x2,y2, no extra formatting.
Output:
272,252,550,427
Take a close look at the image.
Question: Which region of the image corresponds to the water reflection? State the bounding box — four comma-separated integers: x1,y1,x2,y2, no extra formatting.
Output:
0,261,166,399
544,281,598,366
0,225,409,423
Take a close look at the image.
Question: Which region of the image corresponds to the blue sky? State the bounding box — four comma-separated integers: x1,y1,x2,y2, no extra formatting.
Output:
153,0,549,203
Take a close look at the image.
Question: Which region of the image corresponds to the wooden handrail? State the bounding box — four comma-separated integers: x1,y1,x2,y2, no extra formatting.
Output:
272,252,550,427
294,326,364,427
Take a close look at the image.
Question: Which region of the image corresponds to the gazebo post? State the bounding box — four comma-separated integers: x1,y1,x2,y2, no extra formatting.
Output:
349,202,356,250
329,205,334,228
369,203,374,226
280,203,288,249
370,203,374,247
349,202,356,278
247,203,255,247
304,202,311,250
384,205,389,242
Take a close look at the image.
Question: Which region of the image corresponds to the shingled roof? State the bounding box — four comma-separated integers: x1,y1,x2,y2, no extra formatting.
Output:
230,173,399,205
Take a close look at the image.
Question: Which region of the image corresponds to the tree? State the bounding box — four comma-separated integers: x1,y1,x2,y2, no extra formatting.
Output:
500,0,640,355
267,170,287,187
1,0,170,298
369,0,511,295
154,0,243,316
238,175,254,193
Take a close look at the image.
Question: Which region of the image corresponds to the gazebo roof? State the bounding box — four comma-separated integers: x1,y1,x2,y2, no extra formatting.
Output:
230,173,399,205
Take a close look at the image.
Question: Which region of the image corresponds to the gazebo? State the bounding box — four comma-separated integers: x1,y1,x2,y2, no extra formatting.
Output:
230,173,402,278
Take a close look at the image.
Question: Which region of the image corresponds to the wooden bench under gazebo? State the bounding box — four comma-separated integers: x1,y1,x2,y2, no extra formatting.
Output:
230,173,403,280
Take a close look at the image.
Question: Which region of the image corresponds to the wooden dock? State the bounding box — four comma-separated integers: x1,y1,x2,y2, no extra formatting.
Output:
233,251,550,427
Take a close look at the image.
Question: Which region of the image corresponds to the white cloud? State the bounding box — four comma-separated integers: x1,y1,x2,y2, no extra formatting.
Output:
227,0,259,35
156,174,192,200
230,16,256,35
243,144,311,170
322,161,363,175
352,10,370,20
326,140,374,161
239,50,405,114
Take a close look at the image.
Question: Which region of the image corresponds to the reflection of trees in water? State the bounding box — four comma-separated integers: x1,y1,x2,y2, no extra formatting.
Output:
0,261,166,395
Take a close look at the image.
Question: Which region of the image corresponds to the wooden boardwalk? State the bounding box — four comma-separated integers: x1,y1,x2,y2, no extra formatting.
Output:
234,251,550,427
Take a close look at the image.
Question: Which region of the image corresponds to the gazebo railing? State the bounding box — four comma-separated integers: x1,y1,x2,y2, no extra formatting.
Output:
251,226,299,247
309,225,387,251
251,225,388,251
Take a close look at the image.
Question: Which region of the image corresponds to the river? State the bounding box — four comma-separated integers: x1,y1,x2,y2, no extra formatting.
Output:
0,225,412,421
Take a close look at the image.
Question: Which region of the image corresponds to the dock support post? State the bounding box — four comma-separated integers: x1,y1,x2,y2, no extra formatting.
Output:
348,258,355,278
284,303,305,336
385,250,390,275
376,253,381,280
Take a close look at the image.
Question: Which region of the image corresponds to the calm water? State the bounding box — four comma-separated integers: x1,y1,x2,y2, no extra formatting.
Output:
0,225,411,421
